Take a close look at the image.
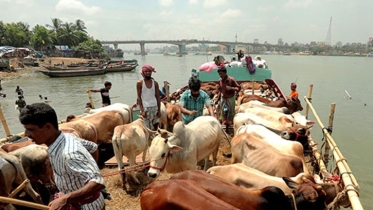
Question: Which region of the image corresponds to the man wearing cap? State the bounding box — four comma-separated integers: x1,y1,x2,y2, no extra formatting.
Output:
216,66,240,125
136,64,161,130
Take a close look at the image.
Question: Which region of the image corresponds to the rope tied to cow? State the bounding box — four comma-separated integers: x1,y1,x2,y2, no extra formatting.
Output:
290,193,298,210
326,183,358,210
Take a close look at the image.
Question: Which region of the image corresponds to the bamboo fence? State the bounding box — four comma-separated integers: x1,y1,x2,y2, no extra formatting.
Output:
303,84,363,210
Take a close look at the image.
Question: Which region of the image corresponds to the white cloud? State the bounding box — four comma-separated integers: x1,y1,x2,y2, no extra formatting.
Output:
283,0,312,9
55,0,101,15
159,0,173,7
160,10,174,16
189,0,198,4
0,0,11,2
258,6,274,12
16,0,34,6
220,9,242,19
203,0,227,8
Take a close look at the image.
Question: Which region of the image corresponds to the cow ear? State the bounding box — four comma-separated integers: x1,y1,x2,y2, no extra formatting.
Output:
283,177,299,190
306,120,315,125
170,145,183,152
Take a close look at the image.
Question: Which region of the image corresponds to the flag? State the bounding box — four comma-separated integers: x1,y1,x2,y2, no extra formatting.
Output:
42,40,45,44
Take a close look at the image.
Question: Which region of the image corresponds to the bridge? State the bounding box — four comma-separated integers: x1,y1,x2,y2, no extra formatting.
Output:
100,39,291,55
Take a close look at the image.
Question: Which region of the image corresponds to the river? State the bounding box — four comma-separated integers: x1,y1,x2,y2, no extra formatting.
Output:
0,54,372,208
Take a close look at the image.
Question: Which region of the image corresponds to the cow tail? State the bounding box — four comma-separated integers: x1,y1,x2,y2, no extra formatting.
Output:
123,107,131,124
112,129,123,169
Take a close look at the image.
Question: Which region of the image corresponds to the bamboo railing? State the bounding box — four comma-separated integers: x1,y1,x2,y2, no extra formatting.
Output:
303,84,363,210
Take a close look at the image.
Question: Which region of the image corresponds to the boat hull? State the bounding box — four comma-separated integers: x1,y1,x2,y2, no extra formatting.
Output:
38,68,106,77
196,67,272,83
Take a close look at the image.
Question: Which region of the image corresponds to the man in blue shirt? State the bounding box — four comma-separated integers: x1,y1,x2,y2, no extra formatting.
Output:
179,76,214,124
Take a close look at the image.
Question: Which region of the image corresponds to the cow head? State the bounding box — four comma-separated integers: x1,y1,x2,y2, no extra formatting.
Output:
284,176,326,209
147,135,182,178
286,97,303,114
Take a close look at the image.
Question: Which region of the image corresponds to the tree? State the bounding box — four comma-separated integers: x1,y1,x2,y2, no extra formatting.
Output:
4,22,30,47
0,21,5,45
75,19,87,33
30,25,52,50
59,22,79,46
46,18,62,32
72,37,104,55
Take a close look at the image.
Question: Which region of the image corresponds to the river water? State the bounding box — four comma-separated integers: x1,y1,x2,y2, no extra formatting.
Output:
0,54,372,208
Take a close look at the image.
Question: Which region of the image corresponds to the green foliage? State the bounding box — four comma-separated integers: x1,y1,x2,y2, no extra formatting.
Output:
3,22,31,47
71,37,103,54
30,25,52,47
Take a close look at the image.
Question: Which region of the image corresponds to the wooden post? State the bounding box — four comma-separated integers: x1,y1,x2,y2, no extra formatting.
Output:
164,81,170,102
0,104,11,136
251,80,255,95
323,103,335,168
9,179,29,198
0,196,50,210
87,91,95,109
304,84,313,119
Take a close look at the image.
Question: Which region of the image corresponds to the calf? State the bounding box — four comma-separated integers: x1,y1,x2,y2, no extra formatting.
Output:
231,132,303,177
112,119,156,189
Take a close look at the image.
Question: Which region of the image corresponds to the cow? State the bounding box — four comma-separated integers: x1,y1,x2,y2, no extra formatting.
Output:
147,116,221,178
68,110,127,144
237,100,290,114
207,163,306,195
233,112,313,135
236,124,309,173
142,170,327,210
164,102,181,132
141,179,239,210
111,119,156,190
237,94,302,114
231,132,304,177
86,103,131,124
0,151,43,209
9,144,55,204
59,120,98,143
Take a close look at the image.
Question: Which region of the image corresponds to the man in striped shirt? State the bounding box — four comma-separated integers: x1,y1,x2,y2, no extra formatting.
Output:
179,76,214,124
19,103,105,210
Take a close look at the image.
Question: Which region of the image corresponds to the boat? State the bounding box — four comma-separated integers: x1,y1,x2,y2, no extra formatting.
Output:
38,68,106,77
161,57,362,209
104,59,138,73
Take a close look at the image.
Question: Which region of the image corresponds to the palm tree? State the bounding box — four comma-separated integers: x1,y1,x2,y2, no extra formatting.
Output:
75,19,87,33
59,22,79,47
46,18,62,32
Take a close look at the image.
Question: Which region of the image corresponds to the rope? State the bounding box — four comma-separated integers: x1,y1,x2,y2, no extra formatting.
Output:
102,161,150,177
290,193,298,210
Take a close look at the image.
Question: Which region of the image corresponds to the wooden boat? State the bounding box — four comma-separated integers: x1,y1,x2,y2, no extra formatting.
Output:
105,59,138,73
42,65,99,71
161,61,362,209
38,68,106,77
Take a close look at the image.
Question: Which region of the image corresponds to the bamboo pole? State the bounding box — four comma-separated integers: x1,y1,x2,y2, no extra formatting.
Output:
87,91,95,109
304,84,313,119
251,80,255,95
323,103,335,168
9,179,29,198
0,104,11,137
304,96,362,210
0,196,49,210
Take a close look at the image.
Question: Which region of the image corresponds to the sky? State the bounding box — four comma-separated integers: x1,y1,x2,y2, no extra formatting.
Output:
1,0,372,49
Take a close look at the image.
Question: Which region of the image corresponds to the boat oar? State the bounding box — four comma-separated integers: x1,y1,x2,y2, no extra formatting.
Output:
87,91,95,109
345,90,352,99
93,96,120,103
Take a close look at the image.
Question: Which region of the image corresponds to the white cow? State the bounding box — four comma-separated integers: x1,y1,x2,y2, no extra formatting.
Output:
237,100,289,114
87,103,131,124
207,163,305,195
147,116,221,178
236,124,308,173
112,119,156,186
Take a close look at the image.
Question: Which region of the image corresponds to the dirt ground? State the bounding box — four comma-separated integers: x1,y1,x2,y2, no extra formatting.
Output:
0,57,100,80
102,131,233,210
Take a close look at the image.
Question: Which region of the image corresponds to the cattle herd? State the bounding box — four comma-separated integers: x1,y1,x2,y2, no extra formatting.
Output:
0,81,351,210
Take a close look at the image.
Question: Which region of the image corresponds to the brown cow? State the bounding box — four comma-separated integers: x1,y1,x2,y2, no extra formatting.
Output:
231,132,304,177
69,110,126,144
165,102,181,131
142,170,327,210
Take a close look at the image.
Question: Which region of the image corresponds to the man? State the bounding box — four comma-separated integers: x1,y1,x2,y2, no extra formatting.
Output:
136,64,161,130
289,83,299,101
15,86,24,98
216,66,240,125
88,81,112,107
19,103,105,210
15,95,26,112
179,76,214,124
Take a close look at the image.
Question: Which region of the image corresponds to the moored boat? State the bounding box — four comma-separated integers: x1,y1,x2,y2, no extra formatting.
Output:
38,68,106,77
104,59,138,72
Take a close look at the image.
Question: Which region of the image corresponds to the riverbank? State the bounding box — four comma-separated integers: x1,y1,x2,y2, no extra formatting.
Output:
0,57,100,81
